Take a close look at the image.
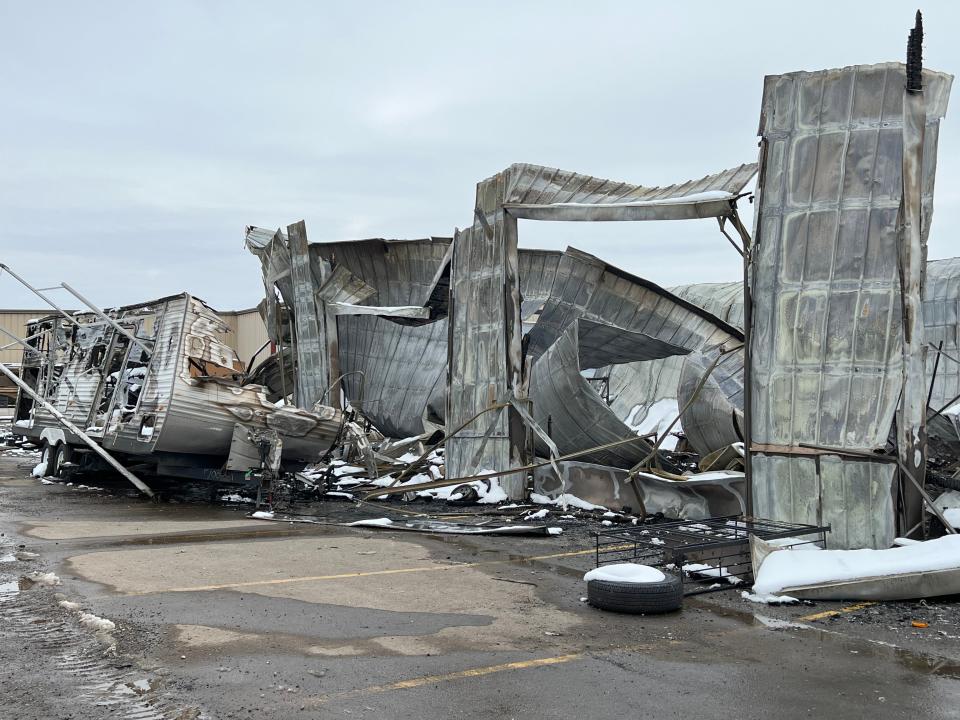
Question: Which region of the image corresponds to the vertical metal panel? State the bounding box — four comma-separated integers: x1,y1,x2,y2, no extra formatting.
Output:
750,63,952,548
446,212,520,493
287,222,327,409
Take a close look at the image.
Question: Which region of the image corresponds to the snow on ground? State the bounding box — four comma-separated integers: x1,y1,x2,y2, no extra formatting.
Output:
78,612,116,632
740,590,799,605
353,459,508,505
752,535,960,595
584,564,666,584
345,518,394,528
251,511,274,520
25,571,61,586
530,492,607,511
220,493,255,503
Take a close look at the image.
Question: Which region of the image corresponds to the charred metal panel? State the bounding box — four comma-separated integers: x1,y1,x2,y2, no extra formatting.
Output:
750,63,952,548
925,257,960,452
523,247,743,460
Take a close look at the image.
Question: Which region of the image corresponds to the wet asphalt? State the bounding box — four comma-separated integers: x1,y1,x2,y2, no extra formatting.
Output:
1,449,959,719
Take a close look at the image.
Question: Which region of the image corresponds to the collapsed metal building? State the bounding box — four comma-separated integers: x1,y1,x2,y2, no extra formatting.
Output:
245,164,756,499
4,20,954,552
244,44,957,548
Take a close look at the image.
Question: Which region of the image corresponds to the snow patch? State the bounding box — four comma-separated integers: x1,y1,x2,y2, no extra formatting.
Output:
346,518,394,528
220,493,254,503
753,534,960,595
251,511,274,520
25,571,61,586
740,590,799,605
530,493,607,512
584,563,666,584
79,612,116,632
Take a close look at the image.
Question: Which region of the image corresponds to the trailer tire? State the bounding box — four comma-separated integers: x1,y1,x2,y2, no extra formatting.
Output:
40,441,60,478
52,443,69,478
587,573,683,614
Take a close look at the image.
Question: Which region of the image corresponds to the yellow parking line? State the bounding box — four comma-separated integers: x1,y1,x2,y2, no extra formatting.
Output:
799,602,876,622
312,641,661,705
313,653,584,704
126,544,614,596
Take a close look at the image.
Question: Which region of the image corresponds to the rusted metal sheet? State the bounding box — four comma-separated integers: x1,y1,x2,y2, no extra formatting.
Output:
749,62,952,548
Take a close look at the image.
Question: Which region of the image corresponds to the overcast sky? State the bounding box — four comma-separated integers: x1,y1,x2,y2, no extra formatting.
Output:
2,1,958,310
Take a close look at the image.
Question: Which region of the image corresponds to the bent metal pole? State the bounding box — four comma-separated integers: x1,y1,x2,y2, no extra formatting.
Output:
0,362,155,498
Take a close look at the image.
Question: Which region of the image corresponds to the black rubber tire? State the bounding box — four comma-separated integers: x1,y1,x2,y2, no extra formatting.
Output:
587,573,683,614
40,441,59,478
52,443,69,478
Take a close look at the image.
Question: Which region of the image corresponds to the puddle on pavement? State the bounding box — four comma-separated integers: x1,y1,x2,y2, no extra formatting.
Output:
722,603,960,680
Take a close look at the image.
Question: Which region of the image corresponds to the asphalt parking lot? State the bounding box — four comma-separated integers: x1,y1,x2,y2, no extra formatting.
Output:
1,451,959,720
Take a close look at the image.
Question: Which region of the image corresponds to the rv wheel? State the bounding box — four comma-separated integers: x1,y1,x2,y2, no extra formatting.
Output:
40,441,59,478
51,443,69,478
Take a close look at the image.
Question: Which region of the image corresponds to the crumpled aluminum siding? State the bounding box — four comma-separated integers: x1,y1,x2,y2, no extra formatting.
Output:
296,239,562,438
530,318,690,467
311,238,451,437
447,163,756,492
671,282,745,328
526,247,743,462
750,63,952,549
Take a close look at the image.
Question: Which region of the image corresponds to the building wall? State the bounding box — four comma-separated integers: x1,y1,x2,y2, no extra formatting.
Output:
0,310,54,365
218,308,271,365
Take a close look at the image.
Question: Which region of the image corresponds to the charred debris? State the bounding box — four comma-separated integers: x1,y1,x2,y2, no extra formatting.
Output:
5,15,960,575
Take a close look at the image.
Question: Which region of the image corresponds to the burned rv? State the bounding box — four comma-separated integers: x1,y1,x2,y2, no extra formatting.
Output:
9,292,346,493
